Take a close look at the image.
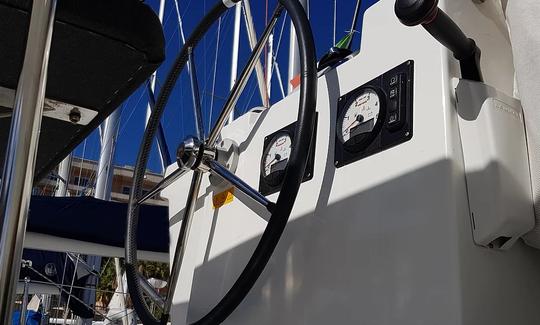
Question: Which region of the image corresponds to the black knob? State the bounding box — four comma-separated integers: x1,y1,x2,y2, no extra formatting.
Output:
395,0,483,82
395,0,439,26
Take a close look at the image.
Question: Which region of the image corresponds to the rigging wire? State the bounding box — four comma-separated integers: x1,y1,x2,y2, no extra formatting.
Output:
172,0,188,139
172,0,188,45
346,0,364,50
62,254,81,323
242,12,288,113
333,0,337,45
269,12,288,96
264,0,269,90
25,279,126,296
203,0,208,127
209,17,223,131
52,254,70,319
178,10,232,134
25,264,114,322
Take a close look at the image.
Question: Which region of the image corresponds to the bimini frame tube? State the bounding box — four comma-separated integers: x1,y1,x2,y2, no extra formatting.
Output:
0,0,57,322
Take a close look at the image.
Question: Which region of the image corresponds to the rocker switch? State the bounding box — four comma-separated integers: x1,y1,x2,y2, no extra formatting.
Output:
387,74,406,129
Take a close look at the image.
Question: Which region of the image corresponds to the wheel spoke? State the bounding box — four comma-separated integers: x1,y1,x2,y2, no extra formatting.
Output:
187,47,205,140
207,4,284,146
163,170,204,315
137,273,166,310
207,160,274,212
137,167,190,205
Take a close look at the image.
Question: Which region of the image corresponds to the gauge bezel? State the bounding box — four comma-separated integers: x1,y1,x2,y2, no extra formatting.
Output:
337,86,387,153
260,130,292,187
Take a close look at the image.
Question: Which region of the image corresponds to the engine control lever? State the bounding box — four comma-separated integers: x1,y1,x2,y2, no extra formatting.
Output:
395,0,483,82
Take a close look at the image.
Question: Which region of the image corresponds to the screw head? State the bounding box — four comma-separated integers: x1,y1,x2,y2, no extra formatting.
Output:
69,108,81,124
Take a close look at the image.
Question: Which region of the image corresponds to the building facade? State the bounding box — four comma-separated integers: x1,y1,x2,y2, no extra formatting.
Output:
35,157,167,206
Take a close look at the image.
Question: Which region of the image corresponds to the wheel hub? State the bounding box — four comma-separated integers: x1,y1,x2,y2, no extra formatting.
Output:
176,137,215,171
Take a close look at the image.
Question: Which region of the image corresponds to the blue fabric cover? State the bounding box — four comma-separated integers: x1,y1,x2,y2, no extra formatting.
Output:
28,196,169,253
12,310,41,325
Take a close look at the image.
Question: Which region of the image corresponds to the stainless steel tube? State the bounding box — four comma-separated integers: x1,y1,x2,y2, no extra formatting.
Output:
163,171,203,314
137,167,190,205
207,5,283,146
137,273,166,310
0,0,57,322
187,47,205,140
208,160,273,209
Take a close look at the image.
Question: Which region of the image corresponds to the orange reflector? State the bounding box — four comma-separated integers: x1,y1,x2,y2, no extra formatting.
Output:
213,187,235,209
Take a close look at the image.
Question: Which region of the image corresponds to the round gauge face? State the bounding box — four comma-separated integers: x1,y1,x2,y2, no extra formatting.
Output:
261,132,292,183
338,88,381,144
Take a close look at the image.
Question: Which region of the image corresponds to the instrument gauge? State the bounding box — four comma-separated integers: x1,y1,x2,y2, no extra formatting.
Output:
337,87,385,152
259,115,318,196
261,132,292,186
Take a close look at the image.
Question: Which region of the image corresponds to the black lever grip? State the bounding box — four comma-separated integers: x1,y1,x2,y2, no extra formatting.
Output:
395,0,483,81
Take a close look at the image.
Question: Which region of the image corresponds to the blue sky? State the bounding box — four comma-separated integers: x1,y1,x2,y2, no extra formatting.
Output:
73,0,379,173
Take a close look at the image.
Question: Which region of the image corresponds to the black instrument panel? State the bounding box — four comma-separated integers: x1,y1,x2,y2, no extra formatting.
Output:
334,60,414,168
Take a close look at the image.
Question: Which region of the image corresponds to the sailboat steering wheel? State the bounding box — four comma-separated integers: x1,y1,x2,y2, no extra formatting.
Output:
125,0,317,324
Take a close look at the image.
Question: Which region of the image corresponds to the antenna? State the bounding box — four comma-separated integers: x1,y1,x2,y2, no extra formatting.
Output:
346,0,363,50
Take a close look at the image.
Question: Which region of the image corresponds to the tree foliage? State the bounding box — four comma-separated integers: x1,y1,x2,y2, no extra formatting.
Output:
96,258,169,306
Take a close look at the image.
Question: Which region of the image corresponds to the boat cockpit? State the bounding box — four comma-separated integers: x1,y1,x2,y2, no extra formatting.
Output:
2,0,540,324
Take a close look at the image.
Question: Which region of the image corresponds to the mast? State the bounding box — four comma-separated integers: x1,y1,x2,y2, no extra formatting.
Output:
287,0,308,94
55,154,72,196
229,2,242,122
94,110,120,202
80,108,124,325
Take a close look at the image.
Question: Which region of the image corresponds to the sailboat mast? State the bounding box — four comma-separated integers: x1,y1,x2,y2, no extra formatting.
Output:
79,107,123,325
94,110,120,202
55,154,72,196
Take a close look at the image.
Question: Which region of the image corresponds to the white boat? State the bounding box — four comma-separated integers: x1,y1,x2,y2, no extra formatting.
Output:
3,0,540,324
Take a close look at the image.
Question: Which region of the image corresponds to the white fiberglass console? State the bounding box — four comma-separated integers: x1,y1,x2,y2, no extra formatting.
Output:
162,0,540,323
